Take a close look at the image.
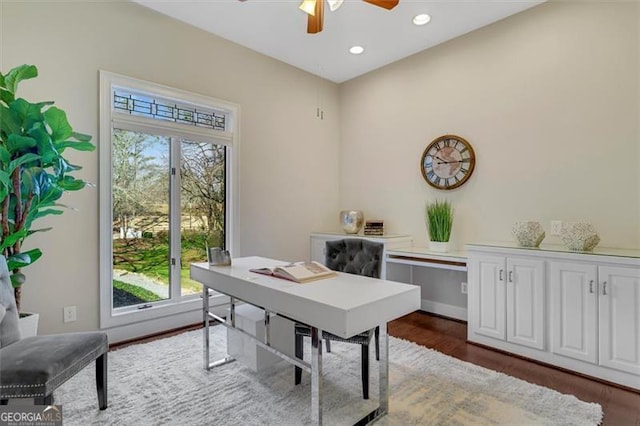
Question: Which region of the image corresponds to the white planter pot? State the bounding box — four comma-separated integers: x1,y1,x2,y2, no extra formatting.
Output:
429,241,450,253
18,312,39,338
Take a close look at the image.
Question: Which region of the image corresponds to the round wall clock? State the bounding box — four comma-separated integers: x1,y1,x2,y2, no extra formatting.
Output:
420,134,476,190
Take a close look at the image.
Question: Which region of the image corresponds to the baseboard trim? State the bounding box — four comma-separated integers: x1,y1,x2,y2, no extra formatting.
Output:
104,303,227,344
468,340,640,395
110,322,203,350
420,299,467,321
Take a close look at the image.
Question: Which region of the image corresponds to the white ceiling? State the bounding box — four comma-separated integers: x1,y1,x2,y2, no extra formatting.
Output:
134,0,543,83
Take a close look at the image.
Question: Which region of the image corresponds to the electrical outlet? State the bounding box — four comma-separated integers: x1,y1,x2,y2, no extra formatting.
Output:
63,306,77,323
461,282,468,294
551,220,562,236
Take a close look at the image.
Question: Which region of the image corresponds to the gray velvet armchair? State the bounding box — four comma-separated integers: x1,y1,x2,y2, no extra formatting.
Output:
294,238,383,399
0,256,108,408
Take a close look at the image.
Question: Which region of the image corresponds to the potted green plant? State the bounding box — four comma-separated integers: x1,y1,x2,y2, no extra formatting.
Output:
425,200,453,253
0,64,95,325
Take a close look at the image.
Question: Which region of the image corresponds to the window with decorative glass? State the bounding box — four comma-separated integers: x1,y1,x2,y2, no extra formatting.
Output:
99,72,239,331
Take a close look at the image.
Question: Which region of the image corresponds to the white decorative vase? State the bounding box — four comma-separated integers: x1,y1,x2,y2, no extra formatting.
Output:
560,222,600,251
18,312,39,337
512,221,545,248
340,210,364,234
429,241,450,253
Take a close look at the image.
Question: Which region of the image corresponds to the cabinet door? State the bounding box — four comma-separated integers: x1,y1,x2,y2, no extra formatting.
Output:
469,254,506,341
598,266,640,375
506,257,545,350
550,262,598,363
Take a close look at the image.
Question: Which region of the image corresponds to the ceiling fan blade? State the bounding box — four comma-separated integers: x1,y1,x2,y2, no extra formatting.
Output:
362,0,399,10
307,0,324,33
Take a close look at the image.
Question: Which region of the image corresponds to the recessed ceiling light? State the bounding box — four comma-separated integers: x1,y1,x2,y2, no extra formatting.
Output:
349,45,364,55
413,13,431,26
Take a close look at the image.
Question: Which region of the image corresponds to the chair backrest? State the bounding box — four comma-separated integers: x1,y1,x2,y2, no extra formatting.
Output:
325,239,383,278
0,255,21,348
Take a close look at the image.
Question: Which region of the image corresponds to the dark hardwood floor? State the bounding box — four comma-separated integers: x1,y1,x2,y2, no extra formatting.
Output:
388,311,640,426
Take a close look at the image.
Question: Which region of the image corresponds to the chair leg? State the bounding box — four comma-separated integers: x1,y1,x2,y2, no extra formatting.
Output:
96,352,108,410
294,333,303,385
361,344,369,400
35,395,53,405
325,339,331,353
375,326,380,361
0,399,8,405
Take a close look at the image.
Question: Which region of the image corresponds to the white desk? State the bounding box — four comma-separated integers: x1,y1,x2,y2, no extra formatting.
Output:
190,256,421,425
385,247,468,321
386,247,468,272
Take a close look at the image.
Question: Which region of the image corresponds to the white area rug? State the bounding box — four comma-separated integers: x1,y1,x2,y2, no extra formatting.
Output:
57,327,602,425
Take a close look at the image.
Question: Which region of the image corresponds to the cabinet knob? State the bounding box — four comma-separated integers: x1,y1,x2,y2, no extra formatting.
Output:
602,281,607,296
589,280,594,294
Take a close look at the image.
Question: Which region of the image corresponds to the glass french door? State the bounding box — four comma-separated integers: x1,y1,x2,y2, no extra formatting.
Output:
179,140,226,297
111,130,226,310
112,129,171,308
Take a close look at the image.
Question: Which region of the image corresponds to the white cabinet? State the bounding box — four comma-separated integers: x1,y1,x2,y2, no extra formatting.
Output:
599,266,640,375
551,262,640,375
469,254,545,350
549,262,598,363
227,305,294,372
310,232,412,279
470,254,505,340
507,257,546,350
467,243,640,390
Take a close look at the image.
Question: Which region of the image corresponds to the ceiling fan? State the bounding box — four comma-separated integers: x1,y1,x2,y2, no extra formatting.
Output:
298,0,399,34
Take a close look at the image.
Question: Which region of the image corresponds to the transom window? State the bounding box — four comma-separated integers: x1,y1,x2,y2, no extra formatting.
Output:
113,90,227,130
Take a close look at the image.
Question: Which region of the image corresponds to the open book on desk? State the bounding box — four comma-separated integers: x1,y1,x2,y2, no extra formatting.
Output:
250,261,337,283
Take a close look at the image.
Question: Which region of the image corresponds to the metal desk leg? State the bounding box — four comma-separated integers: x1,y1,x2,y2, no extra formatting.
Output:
203,288,236,370
352,323,390,426
378,323,389,414
311,326,323,425
203,286,210,370
355,323,389,425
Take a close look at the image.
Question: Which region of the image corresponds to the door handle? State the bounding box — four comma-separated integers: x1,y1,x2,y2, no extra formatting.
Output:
602,281,607,296
508,271,513,283
499,269,504,281
589,280,594,294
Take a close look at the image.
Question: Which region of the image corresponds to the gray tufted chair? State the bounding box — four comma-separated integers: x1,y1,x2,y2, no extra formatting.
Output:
325,238,382,279
294,239,383,399
0,255,108,408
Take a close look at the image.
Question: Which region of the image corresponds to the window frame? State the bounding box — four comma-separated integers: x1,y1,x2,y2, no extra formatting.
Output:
98,71,240,330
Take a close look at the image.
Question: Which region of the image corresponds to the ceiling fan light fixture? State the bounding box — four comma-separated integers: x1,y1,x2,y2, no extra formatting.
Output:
349,45,365,55
327,0,344,12
413,13,431,26
299,0,317,16
303,0,396,34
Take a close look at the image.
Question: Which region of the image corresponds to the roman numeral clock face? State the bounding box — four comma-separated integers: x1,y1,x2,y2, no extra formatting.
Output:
420,135,476,190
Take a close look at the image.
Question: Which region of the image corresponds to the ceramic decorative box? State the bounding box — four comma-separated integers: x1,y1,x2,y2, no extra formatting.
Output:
512,221,546,248
560,222,600,251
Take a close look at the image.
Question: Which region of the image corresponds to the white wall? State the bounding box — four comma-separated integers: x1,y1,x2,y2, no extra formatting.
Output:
339,2,640,251
1,1,340,334
2,1,638,335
